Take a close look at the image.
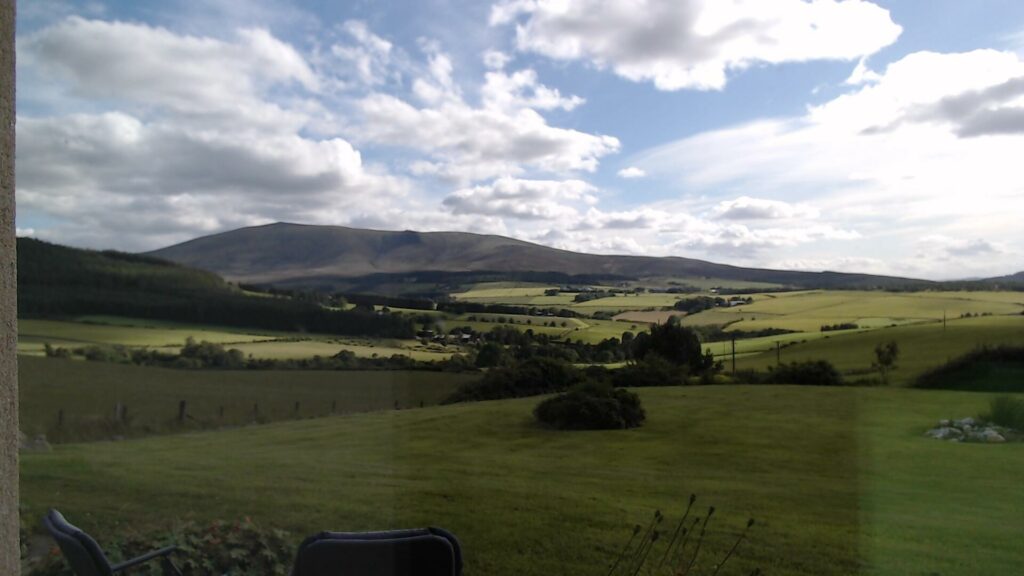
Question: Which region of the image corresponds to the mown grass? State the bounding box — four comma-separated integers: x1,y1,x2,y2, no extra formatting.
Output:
18,317,460,361
20,385,1024,575
735,315,1024,385
228,340,455,361
18,356,473,441
17,319,278,354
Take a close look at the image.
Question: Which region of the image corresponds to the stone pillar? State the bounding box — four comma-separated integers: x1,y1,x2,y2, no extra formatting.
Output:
0,1,18,575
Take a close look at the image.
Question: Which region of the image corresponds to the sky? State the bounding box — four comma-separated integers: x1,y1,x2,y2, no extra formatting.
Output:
14,0,1024,280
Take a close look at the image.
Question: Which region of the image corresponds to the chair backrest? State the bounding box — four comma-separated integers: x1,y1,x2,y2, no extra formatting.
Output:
42,509,114,576
292,527,463,576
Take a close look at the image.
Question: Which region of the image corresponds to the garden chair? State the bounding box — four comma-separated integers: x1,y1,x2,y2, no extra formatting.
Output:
42,509,183,576
291,527,462,576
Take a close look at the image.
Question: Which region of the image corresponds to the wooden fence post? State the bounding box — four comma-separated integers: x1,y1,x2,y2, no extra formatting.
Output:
177,400,187,423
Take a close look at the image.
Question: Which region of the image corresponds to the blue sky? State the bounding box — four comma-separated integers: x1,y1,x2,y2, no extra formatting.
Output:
15,0,1024,279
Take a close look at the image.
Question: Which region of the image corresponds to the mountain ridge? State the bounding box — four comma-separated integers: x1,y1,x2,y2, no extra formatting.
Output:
147,222,933,291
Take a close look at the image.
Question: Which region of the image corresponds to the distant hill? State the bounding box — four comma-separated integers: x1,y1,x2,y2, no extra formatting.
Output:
986,272,1024,285
148,222,931,292
17,238,414,337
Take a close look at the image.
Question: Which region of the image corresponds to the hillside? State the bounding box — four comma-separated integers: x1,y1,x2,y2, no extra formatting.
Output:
148,222,929,290
987,271,1024,285
17,238,414,337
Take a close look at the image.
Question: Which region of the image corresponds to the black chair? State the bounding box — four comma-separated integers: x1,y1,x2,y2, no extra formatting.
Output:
291,527,462,576
42,509,182,576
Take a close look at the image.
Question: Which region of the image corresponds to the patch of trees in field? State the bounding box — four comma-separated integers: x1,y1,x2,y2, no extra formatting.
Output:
820,322,859,332
447,320,722,403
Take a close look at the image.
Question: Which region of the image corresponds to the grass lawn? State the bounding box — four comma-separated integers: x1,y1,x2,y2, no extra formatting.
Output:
20,385,1024,575
18,356,473,442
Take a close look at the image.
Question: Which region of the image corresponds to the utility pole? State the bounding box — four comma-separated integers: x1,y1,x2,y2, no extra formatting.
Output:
731,335,736,376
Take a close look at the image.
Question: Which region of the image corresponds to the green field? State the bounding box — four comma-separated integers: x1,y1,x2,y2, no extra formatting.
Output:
18,356,472,441
229,340,456,361
17,319,279,355
20,385,1024,575
17,318,462,361
734,314,1024,384
681,290,1024,332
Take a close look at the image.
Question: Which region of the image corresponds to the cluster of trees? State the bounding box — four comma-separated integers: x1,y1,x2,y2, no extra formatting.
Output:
471,326,638,365
688,324,794,343
671,296,752,314
573,290,617,303
435,301,579,317
821,322,859,332
447,319,721,403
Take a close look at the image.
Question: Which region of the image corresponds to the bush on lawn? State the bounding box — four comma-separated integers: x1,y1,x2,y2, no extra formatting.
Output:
982,395,1024,430
534,382,645,430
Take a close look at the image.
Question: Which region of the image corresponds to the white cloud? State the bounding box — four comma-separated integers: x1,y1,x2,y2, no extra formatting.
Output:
918,236,1004,260
845,58,881,85
21,17,319,131
491,0,901,90
443,177,597,220
329,20,395,86
712,196,818,220
481,68,585,112
767,256,892,275
17,17,407,250
616,166,646,179
483,49,512,69
356,44,618,183
629,48,1024,277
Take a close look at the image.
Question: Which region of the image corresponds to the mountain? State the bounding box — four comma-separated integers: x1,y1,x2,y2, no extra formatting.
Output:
147,222,930,292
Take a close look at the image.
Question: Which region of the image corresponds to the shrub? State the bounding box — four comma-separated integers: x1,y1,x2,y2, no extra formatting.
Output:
982,395,1024,430
28,518,293,576
534,382,645,430
764,360,844,386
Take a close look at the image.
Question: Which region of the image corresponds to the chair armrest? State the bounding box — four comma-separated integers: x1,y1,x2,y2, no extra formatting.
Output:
110,545,178,572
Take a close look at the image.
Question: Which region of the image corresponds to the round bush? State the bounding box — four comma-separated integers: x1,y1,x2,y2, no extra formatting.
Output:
534,383,646,430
